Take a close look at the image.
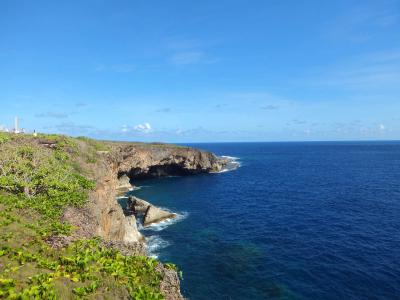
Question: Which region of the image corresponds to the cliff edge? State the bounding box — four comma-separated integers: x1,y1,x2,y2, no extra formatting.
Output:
62,141,228,299
0,133,227,299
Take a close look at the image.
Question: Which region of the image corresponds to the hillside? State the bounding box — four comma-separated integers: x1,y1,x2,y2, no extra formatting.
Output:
0,132,226,299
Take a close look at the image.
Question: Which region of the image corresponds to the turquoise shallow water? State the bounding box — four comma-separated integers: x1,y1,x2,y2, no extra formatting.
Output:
126,142,400,299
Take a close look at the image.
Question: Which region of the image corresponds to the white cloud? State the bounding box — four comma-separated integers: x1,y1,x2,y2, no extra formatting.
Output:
0,124,9,132
121,123,153,134
379,124,385,130
134,123,152,133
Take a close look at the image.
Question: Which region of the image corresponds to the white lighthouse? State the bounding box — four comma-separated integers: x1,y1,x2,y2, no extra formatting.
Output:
14,116,20,134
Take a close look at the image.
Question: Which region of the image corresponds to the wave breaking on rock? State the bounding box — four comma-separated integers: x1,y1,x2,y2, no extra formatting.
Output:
210,155,241,173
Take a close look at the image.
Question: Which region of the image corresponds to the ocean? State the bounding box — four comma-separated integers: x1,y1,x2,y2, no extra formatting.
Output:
127,142,400,299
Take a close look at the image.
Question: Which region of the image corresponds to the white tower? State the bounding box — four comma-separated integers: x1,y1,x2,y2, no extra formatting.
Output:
14,116,20,134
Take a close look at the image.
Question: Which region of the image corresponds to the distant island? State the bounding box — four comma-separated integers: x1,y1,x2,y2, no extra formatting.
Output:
0,132,229,299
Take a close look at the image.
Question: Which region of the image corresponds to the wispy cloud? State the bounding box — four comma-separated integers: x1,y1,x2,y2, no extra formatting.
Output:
260,105,279,110
121,123,153,134
327,3,399,42
302,49,400,92
289,119,307,125
166,37,202,50
35,112,71,119
52,122,94,134
165,36,218,66
155,107,171,113
75,102,87,108
95,63,135,73
173,126,228,137
169,51,218,65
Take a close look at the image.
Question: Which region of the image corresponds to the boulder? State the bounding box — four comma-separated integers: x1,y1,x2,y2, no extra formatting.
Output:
129,196,152,214
143,205,176,227
123,215,144,243
117,174,131,190
127,196,177,226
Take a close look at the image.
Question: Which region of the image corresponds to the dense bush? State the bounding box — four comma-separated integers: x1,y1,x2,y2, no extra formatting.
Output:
0,197,164,299
0,141,94,218
0,134,172,299
0,132,11,144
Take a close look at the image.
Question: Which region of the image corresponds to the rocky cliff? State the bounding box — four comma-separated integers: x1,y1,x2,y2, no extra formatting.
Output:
115,143,227,179
62,141,228,300
84,143,226,244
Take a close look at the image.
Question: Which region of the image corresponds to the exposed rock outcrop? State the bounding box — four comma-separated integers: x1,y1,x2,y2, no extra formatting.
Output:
62,142,228,300
116,174,132,193
144,205,177,226
61,154,143,253
63,143,227,248
156,264,184,300
128,196,151,214
127,196,177,227
123,215,143,243
115,143,227,179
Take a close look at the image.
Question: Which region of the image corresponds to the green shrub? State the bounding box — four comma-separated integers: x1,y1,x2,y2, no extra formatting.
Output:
77,136,110,152
0,135,172,299
0,132,11,144
0,207,165,299
0,141,94,225
0,142,93,198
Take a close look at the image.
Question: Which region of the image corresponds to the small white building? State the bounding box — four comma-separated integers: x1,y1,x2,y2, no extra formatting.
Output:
0,126,8,132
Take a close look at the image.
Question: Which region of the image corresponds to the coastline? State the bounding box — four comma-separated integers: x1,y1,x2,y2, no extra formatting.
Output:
115,154,240,245
0,132,235,299
93,143,234,298
120,155,240,259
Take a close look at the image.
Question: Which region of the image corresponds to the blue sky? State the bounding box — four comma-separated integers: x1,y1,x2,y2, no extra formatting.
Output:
0,0,399,142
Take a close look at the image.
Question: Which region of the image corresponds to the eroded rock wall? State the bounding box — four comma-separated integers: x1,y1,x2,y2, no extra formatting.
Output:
62,153,144,252
116,143,226,179
63,142,225,300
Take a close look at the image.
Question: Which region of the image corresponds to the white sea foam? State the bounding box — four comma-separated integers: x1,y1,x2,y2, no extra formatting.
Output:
146,235,171,259
140,211,189,232
131,185,152,191
144,211,187,258
221,155,240,160
210,155,241,173
212,168,231,173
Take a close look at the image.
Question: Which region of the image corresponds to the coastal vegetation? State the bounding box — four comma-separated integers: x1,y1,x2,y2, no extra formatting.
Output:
0,133,167,299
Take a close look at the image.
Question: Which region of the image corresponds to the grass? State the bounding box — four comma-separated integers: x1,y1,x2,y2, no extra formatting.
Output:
0,132,172,299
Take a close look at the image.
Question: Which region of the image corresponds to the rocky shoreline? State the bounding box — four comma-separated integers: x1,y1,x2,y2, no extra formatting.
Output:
62,142,230,299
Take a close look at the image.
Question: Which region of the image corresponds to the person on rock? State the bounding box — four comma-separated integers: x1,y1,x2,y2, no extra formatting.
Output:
127,196,136,215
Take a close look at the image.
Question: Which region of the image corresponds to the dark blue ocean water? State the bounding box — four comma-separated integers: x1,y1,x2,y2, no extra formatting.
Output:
128,142,400,299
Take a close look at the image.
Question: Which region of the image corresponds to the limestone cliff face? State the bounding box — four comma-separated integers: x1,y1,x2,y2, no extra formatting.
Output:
62,155,144,253
115,143,226,179
64,143,226,246
63,142,225,300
